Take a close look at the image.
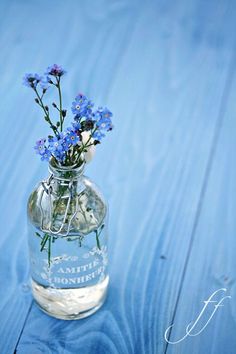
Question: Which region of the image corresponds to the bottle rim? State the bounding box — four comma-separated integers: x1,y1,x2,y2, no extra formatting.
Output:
48,156,85,180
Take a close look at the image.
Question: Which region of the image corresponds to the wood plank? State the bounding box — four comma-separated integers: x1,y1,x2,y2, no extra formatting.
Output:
14,1,236,354
0,0,235,353
165,63,236,354
0,1,138,354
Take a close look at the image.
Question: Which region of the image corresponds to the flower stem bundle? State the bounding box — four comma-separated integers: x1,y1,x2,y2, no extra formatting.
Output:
23,64,113,166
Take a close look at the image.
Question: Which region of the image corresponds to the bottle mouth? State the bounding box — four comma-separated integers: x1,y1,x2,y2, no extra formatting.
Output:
48,156,85,180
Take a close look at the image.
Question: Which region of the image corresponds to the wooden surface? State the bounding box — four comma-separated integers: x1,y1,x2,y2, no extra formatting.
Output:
0,0,236,353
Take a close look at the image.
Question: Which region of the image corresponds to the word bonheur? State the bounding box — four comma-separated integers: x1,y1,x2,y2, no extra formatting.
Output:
51,261,104,285
164,288,231,344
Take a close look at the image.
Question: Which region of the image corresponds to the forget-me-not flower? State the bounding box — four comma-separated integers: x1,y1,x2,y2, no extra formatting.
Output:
71,94,94,118
23,73,42,89
46,64,66,77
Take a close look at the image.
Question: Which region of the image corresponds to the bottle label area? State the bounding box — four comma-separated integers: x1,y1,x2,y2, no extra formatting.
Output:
30,245,108,288
49,260,105,285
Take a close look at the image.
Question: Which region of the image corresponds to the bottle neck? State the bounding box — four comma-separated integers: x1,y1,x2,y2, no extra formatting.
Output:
49,158,85,179
48,158,85,195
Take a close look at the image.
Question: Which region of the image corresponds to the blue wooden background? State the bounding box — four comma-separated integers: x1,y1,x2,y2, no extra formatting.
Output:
0,0,236,353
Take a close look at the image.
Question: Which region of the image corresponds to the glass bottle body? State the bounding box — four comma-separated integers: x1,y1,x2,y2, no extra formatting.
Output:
27,162,109,320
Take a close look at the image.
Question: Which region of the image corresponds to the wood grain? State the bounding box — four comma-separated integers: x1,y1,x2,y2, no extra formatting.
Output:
165,65,236,354
0,0,235,353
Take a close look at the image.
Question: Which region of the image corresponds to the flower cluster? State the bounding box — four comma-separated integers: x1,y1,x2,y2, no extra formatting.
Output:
71,93,93,118
71,93,113,142
23,73,43,89
35,127,80,163
46,64,66,77
24,65,113,166
23,64,66,91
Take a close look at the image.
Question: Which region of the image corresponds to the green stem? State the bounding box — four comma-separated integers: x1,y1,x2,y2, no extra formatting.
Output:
40,233,49,251
56,77,63,131
95,230,101,250
35,231,43,240
34,88,59,136
48,235,52,266
74,126,98,164
84,126,98,148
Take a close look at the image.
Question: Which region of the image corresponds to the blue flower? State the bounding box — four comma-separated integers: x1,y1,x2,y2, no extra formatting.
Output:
23,73,42,89
96,116,113,131
34,138,46,155
46,130,80,163
48,134,68,162
34,139,52,161
40,76,50,90
102,107,113,119
71,94,93,118
35,138,46,146
46,64,66,77
53,150,66,163
72,121,81,131
40,148,51,161
94,107,113,131
92,130,105,141
48,136,63,154
61,137,70,152
66,128,80,146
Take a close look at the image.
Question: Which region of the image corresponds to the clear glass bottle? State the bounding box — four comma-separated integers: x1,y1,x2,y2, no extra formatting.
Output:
27,158,109,320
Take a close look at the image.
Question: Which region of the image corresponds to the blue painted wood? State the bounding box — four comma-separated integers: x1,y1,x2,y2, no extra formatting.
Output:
166,67,236,354
0,0,235,353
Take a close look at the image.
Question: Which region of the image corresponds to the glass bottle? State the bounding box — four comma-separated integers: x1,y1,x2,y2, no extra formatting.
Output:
27,158,109,320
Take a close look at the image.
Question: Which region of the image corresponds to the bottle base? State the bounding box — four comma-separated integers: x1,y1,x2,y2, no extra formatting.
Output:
31,276,109,320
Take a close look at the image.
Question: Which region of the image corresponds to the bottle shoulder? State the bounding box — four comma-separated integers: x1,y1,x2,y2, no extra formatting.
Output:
27,176,107,235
